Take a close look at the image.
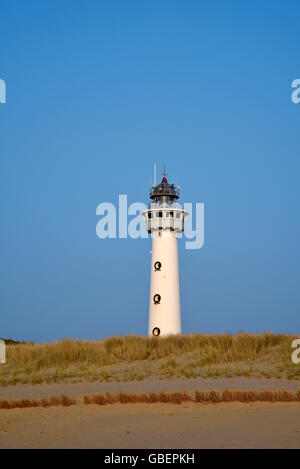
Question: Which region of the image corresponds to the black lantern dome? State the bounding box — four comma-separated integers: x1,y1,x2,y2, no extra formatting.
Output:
149,174,179,206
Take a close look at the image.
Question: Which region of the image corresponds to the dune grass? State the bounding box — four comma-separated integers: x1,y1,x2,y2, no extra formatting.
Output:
0,333,299,385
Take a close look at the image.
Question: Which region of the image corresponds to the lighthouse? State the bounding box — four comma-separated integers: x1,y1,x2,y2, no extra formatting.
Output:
142,169,187,337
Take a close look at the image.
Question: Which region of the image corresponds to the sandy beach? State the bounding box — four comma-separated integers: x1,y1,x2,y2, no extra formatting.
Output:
0,378,300,448
0,401,299,449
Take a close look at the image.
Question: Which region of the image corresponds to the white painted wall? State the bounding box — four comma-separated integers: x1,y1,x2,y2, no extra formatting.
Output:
148,230,181,336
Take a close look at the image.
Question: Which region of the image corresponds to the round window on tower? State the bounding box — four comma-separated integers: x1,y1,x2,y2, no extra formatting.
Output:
152,327,161,337
154,261,162,271
153,294,161,304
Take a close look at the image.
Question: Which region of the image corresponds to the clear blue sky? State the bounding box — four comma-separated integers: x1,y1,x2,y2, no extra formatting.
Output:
1,0,299,342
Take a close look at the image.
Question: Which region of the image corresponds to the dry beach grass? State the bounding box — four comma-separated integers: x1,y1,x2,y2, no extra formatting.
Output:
83,388,300,405
1,333,299,385
0,394,76,409
1,388,300,409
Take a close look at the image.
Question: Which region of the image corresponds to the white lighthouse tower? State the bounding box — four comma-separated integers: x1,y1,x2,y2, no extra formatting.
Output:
142,169,187,337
